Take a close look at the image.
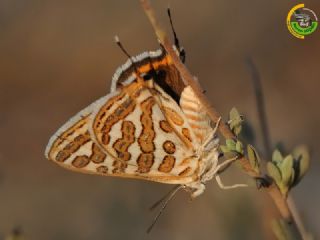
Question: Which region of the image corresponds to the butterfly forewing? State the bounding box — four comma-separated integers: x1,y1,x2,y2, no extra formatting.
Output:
180,86,213,145
110,49,185,101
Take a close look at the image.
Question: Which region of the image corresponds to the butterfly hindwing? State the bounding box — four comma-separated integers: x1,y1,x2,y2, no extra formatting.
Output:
90,80,202,183
45,96,113,176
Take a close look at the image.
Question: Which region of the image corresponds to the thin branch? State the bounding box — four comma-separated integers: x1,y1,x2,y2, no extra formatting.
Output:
140,0,291,222
246,57,272,159
246,57,310,240
287,196,312,240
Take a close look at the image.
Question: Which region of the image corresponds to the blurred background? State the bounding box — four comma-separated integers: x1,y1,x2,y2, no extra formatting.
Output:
0,0,319,239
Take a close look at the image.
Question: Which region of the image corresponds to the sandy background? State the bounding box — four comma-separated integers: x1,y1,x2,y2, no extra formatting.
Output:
0,0,319,239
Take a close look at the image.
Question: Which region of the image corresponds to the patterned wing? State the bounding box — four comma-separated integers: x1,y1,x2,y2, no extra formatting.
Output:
179,86,214,145
110,49,185,102
45,96,112,176
91,80,201,184
46,82,201,184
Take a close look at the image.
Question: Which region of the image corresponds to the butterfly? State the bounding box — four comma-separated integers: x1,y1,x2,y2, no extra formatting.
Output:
45,12,245,198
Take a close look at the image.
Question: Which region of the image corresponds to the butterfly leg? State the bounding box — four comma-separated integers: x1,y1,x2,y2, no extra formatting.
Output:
202,117,221,151
213,156,248,189
202,155,247,189
215,175,247,189
186,182,206,198
200,149,219,183
214,156,239,174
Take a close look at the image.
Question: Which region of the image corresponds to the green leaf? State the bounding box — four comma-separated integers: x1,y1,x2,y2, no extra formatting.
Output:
299,155,310,180
280,155,294,186
293,145,310,181
247,144,260,174
229,107,243,136
272,149,283,165
267,162,282,184
235,141,244,154
220,145,229,153
234,125,242,136
224,152,238,160
229,107,241,123
226,139,236,151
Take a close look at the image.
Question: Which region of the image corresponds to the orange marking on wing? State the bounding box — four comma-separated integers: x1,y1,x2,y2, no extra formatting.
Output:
179,167,192,177
137,65,151,74
136,56,171,74
54,116,89,148
163,107,184,126
91,143,107,164
72,156,90,168
55,132,91,162
94,92,126,129
182,128,192,143
138,97,156,153
158,155,176,173
137,153,154,173
195,133,205,142
98,97,136,145
159,120,173,133
184,113,203,122
189,123,207,130
70,143,106,168
162,140,176,154
179,157,193,167
112,160,127,174
179,104,198,113
96,165,108,174
113,121,136,161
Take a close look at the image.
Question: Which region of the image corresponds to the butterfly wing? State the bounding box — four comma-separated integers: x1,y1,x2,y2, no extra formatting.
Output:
46,83,201,184
90,80,202,184
110,49,185,101
45,95,113,176
179,86,214,145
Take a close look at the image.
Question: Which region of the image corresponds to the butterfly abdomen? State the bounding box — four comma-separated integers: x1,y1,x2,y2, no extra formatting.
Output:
180,86,211,144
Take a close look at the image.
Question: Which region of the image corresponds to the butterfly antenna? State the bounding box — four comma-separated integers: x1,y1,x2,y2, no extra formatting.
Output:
167,8,179,50
149,185,181,211
147,185,183,233
114,35,142,80
167,8,186,63
114,35,133,60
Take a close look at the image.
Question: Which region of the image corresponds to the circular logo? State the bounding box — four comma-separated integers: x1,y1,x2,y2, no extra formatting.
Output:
287,4,318,39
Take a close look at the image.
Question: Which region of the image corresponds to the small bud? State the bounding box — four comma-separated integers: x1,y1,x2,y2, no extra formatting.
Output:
272,149,283,164
235,141,244,154
228,107,243,136
220,145,229,153
226,139,236,151
280,155,294,186
267,162,282,186
292,145,310,186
